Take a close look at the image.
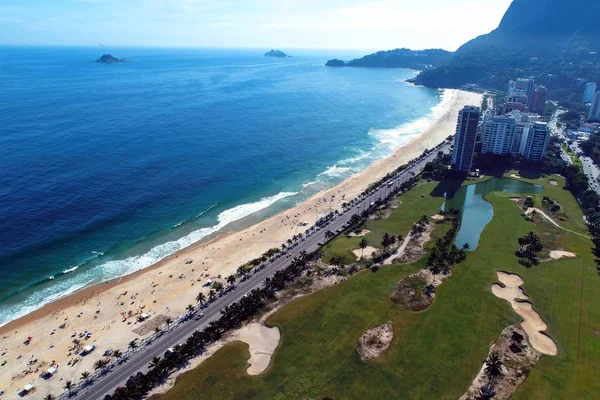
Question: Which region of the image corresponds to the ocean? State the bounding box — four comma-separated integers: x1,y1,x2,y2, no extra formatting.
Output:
0,46,449,326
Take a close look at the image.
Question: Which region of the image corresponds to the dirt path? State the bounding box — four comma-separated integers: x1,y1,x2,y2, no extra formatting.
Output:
527,207,590,239
382,233,413,265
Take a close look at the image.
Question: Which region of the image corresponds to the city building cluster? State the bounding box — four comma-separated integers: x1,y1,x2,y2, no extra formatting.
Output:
451,78,550,172
502,78,547,115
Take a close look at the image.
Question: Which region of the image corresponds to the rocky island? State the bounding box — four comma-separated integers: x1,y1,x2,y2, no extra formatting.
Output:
264,49,290,58
95,54,128,63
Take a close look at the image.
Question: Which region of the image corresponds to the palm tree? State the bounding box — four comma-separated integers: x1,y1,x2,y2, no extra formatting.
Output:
196,292,206,305
112,349,123,360
477,383,496,400
484,353,503,380
44,394,56,400
186,304,195,314
359,239,368,258
80,371,90,382
165,317,173,329
462,243,471,251
226,274,236,286
128,340,138,351
149,356,162,370
208,289,216,301
324,230,335,240
63,380,73,395
154,326,161,334
93,358,110,372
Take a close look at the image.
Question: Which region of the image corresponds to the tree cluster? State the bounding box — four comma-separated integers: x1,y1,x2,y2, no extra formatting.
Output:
516,231,543,267
426,208,468,277
103,252,317,400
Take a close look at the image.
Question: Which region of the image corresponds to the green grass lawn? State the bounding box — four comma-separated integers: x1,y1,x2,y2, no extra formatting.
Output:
322,182,446,264
159,175,600,400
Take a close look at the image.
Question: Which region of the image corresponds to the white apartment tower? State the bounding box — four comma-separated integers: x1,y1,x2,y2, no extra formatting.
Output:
588,91,600,121
522,122,550,162
584,82,597,103
482,113,517,155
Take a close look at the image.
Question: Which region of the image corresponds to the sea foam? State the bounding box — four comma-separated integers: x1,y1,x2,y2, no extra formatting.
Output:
0,191,297,327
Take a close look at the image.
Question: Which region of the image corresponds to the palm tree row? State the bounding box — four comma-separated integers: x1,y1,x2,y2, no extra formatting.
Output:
426,208,468,278
103,251,317,400
77,146,444,400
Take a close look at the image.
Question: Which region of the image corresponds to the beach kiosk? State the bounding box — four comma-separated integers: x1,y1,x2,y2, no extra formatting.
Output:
83,344,95,355
22,383,36,395
46,366,57,377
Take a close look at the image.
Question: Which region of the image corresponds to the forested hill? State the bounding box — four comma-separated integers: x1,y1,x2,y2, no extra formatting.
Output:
410,0,600,108
325,48,453,70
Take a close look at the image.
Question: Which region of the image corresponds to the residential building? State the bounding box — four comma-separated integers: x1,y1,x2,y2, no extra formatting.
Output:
584,82,597,103
451,106,481,172
513,112,542,154
502,94,528,114
588,92,600,121
522,122,550,162
529,86,547,114
481,113,517,155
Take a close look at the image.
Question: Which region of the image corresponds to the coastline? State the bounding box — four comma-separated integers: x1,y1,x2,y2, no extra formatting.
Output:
0,89,482,398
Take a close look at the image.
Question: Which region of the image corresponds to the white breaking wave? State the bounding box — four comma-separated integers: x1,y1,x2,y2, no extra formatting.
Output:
94,191,298,279
318,165,352,178
0,191,297,327
369,89,455,151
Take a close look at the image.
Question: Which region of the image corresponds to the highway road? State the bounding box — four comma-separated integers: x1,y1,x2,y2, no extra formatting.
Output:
73,142,452,400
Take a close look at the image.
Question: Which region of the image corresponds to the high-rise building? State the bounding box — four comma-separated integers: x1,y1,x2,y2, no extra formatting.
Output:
513,112,542,154
522,122,550,162
584,82,597,103
509,78,535,107
451,106,481,172
482,113,517,155
529,86,548,114
588,92,600,121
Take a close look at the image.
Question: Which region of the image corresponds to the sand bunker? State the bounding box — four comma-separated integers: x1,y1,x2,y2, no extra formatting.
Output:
356,321,393,361
352,246,378,261
549,250,576,260
430,214,445,221
510,174,521,179
348,229,371,237
491,272,557,356
236,323,280,375
549,179,558,186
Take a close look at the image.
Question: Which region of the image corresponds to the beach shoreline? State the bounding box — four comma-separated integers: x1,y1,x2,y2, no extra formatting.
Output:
0,89,482,398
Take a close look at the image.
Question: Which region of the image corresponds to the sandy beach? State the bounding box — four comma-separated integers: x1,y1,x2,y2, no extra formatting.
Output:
0,89,482,398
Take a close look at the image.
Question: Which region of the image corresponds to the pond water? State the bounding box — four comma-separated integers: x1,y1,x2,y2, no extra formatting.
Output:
441,178,543,250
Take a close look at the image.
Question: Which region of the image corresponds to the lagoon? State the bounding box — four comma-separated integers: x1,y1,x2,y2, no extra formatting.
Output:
442,178,543,250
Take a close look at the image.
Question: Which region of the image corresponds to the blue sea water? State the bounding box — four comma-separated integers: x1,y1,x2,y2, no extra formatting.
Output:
0,47,449,326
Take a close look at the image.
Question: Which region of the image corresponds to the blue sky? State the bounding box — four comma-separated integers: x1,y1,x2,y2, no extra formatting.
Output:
0,0,512,50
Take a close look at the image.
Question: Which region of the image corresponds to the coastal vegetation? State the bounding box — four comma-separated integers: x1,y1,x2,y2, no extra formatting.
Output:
325,48,452,70
410,0,600,109
155,171,600,399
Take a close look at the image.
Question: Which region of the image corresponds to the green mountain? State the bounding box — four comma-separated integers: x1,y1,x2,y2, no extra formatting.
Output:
410,0,600,108
325,48,452,70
